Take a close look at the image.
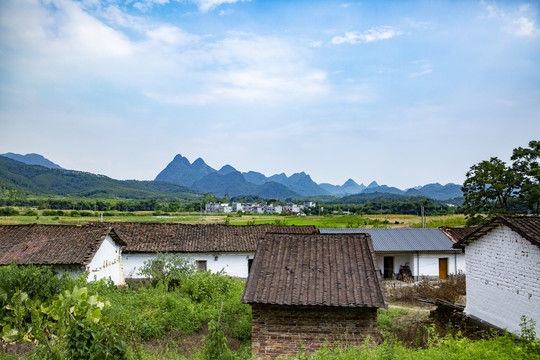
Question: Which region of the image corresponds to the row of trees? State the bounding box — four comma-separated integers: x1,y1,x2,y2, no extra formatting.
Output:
462,140,539,223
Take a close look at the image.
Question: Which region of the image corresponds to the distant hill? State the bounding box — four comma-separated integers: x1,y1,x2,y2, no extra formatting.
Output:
0,156,198,201
191,171,299,199
155,154,215,187
154,154,463,200
268,172,330,196
407,183,463,200
362,183,463,200
1,153,64,170
320,179,366,196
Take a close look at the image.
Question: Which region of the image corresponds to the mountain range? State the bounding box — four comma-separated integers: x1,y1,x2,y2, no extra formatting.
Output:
0,155,198,201
0,152,463,201
155,154,463,200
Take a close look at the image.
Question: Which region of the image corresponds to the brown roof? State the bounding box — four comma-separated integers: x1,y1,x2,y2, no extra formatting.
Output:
91,222,318,253
0,224,125,266
453,216,540,249
241,233,387,308
439,226,480,243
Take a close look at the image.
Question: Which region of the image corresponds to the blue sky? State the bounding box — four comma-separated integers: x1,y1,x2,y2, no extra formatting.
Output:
0,0,539,189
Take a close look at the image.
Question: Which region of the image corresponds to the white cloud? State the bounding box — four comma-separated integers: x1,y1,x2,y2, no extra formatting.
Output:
481,1,539,37
0,1,328,106
331,26,403,44
507,16,538,37
132,0,170,12
191,0,250,13
409,60,433,78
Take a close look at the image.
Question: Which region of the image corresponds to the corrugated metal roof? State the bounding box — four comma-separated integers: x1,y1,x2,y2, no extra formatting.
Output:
319,228,458,252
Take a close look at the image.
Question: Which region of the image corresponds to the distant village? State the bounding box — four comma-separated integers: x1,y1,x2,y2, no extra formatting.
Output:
205,201,317,215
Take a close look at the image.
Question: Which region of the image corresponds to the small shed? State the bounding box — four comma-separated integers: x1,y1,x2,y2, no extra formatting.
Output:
242,233,387,359
0,224,126,285
454,216,540,335
320,228,464,279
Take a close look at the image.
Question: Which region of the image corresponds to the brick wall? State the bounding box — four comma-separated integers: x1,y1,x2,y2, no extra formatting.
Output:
465,224,540,335
251,304,378,359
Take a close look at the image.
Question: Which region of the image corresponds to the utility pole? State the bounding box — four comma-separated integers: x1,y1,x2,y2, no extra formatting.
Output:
421,206,425,228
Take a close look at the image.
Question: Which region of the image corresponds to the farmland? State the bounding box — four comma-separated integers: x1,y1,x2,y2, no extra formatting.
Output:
0,211,467,228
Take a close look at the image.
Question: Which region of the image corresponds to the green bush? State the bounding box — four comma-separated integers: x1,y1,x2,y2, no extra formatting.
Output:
0,207,19,216
139,253,196,288
0,261,73,306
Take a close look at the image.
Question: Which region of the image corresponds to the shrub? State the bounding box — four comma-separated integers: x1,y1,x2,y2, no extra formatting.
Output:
139,253,196,288
0,207,19,216
0,262,73,306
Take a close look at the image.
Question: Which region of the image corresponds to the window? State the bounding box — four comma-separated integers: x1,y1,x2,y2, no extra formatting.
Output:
197,260,207,272
248,259,254,273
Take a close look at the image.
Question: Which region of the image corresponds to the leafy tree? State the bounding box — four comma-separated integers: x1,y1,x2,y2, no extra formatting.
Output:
462,157,520,223
511,140,540,215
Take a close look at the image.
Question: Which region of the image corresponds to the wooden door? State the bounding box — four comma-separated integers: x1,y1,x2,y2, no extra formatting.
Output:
439,258,448,280
383,256,394,279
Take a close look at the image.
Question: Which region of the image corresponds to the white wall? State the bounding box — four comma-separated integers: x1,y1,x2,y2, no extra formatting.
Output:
52,265,84,278
465,225,540,335
122,252,254,279
86,235,125,285
376,252,465,279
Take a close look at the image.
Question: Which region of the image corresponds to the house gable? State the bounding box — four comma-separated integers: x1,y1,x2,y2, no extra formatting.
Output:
462,219,540,335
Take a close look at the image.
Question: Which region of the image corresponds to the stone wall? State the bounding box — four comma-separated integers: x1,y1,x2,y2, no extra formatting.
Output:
465,224,540,335
251,304,378,359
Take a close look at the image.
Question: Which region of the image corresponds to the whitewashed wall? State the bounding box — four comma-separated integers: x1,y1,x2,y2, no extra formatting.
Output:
465,225,540,335
86,235,125,285
376,252,465,279
122,252,254,279
52,265,84,278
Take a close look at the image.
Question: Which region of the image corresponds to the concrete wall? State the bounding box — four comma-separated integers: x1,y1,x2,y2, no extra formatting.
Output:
465,225,540,335
86,235,125,285
122,252,254,278
251,304,378,359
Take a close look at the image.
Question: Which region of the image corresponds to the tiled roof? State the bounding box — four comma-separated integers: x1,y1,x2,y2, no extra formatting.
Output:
439,226,480,244
242,233,387,308
454,216,540,249
0,224,124,266
92,223,318,253
319,228,459,252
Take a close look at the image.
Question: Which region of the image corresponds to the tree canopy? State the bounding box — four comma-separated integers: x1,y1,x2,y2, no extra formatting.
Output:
462,140,539,224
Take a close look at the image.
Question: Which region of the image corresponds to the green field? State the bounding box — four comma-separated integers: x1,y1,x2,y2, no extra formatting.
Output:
0,211,467,228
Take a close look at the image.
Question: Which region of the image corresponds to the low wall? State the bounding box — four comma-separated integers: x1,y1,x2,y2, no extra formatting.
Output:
251,304,378,359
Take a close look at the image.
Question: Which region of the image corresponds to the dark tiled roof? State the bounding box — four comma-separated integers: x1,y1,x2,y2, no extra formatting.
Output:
454,216,540,249
93,223,318,253
439,226,480,244
0,224,124,266
319,228,459,252
242,233,387,308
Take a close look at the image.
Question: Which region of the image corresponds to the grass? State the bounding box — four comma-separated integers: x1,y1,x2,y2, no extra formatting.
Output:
0,211,467,228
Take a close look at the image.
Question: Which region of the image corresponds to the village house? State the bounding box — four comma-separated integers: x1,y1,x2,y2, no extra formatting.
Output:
319,228,465,279
453,216,540,335
0,224,126,285
204,202,314,215
242,233,387,359
106,223,318,279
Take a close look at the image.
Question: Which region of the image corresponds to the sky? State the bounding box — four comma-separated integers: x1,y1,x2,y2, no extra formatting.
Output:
0,0,539,189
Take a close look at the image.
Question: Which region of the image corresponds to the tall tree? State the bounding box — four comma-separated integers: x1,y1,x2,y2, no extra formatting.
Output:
511,140,540,215
462,157,520,224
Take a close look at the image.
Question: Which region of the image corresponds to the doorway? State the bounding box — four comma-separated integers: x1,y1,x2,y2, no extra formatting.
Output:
439,258,448,280
383,256,394,279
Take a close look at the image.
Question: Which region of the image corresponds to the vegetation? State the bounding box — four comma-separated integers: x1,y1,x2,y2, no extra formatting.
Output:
1,261,539,359
462,140,539,224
